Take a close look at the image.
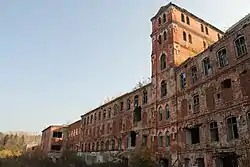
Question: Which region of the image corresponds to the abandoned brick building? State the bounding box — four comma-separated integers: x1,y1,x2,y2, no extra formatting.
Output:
69,3,250,167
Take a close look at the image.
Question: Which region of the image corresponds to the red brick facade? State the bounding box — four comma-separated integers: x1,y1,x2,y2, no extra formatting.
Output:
67,120,81,152
60,3,250,167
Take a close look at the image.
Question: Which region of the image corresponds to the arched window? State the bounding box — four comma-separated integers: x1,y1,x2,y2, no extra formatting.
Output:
158,132,163,147
201,24,204,32
143,90,148,104
100,141,104,150
205,27,209,35
158,35,162,44
181,13,185,22
158,107,163,121
203,41,206,49
161,80,167,97
210,121,219,142
165,104,170,119
160,54,166,70
186,16,190,25
114,104,118,115
188,34,192,43
92,142,95,151
227,117,239,140
163,13,166,23
111,139,116,150
158,17,162,26
183,31,187,41
105,140,110,150
96,142,99,151
165,133,171,147
163,31,167,41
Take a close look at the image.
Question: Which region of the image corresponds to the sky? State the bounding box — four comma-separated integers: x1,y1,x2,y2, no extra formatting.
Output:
0,0,249,133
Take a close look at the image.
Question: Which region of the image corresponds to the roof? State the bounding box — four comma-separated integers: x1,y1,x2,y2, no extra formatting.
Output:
41,125,67,132
226,13,250,33
151,2,224,34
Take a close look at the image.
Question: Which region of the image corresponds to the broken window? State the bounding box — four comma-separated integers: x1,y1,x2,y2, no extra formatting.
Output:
163,13,166,23
181,13,185,22
92,142,95,151
143,90,148,104
118,138,122,150
180,72,187,88
120,101,124,111
52,132,62,138
186,16,190,25
158,17,162,26
114,104,118,115
94,113,97,121
193,95,200,113
108,108,111,118
188,34,192,43
183,31,187,41
201,24,204,32
221,79,231,89
160,54,166,70
134,95,139,107
217,48,228,68
161,80,167,97
158,35,162,44
111,139,115,150
134,106,142,122
165,134,171,147
130,131,136,147
235,35,247,57
184,158,191,167
205,27,209,35
165,105,170,119
227,117,239,140
163,31,167,41
90,115,93,123
100,141,104,150
158,107,163,121
197,158,205,167
96,142,99,151
190,66,198,84
98,112,101,121
202,57,212,75
51,145,61,151
107,123,110,134
142,135,147,146
127,98,131,110
210,121,219,142
187,126,200,144
158,133,163,147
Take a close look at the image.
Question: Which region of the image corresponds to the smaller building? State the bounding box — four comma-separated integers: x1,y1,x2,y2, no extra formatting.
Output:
41,125,68,159
67,120,81,152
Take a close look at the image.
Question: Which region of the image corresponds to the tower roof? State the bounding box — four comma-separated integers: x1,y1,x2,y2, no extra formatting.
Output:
151,2,224,34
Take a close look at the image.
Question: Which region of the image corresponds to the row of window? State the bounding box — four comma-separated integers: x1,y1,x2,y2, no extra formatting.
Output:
83,91,148,125
179,35,247,89
83,138,122,152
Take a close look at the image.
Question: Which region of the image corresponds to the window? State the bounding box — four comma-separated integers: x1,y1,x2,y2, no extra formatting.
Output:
100,141,104,150
190,66,198,84
87,116,89,124
158,107,163,121
158,133,163,147
227,117,239,140
205,27,209,35
96,142,99,151
52,132,62,138
210,121,219,142
158,35,162,44
118,138,122,150
108,108,111,118
201,24,204,32
142,135,148,146
98,112,101,121
105,140,109,150
158,17,161,26
166,135,171,147
103,110,106,119
217,48,228,68
94,113,97,121
181,13,185,22
188,126,200,144
161,80,167,97
186,16,190,25
111,139,115,150
143,90,148,104
134,95,139,107
202,57,212,75
120,101,124,111
183,31,187,41
235,36,247,57
203,41,206,49
218,33,221,40
163,31,167,41
180,72,187,88
127,98,131,110
165,105,170,119
90,115,93,123
188,34,192,43
248,112,250,129
92,142,95,151
221,79,231,89
193,95,200,113
163,13,166,23
160,54,166,70
114,104,118,115
134,106,142,122
51,145,61,151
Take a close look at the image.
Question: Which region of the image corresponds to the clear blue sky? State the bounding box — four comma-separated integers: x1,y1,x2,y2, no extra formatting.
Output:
0,0,249,133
